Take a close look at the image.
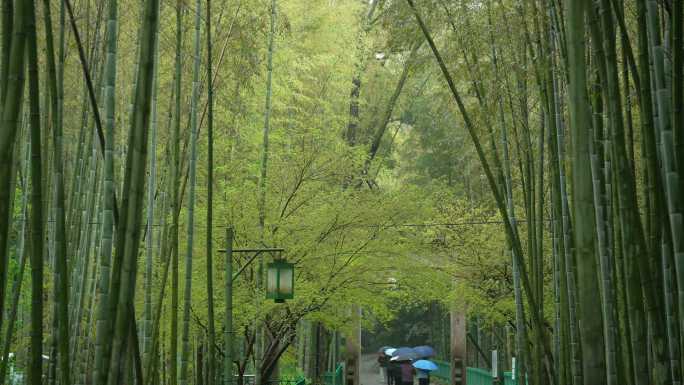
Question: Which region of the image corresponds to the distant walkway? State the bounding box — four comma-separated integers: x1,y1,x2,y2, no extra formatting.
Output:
360,354,384,385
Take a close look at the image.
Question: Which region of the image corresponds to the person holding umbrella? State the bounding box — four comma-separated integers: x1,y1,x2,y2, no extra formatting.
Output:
388,358,401,385
390,347,417,385
383,349,398,385
416,369,429,385
412,360,438,385
399,359,415,385
378,348,393,385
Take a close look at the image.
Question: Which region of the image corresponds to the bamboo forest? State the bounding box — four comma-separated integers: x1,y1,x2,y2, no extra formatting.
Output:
2,0,684,384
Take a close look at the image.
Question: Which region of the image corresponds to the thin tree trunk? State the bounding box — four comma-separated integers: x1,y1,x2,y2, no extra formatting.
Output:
344,0,378,146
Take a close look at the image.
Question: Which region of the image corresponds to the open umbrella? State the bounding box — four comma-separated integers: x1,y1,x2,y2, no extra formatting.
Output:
412,360,438,372
413,346,436,358
390,355,415,362
392,347,416,356
390,347,418,362
379,346,394,354
384,348,397,356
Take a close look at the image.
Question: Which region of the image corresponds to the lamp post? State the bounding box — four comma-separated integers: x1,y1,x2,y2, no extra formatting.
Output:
222,227,292,385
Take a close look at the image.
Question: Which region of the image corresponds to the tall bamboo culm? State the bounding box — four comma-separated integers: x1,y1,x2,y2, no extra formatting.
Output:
205,0,217,382
179,0,201,382
26,0,45,383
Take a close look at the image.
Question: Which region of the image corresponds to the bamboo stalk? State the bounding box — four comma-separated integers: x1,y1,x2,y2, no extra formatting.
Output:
405,2,556,382
26,1,45,383
205,0,216,381
0,0,27,347
105,0,160,380
170,2,183,383
180,0,201,381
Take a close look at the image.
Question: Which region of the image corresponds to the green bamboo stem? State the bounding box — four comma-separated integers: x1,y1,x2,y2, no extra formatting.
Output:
405,2,555,382
502,112,527,384
628,3,659,383
672,0,684,377
74,176,102,385
0,138,28,384
180,0,201,382
70,138,99,367
605,2,670,384
92,0,117,378
587,4,619,384
589,80,618,385
105,0,159,379
170,2,183,383
674,0,684,182
26,0,45,383
547,21,571,383
144,223,174,385
144,1,161,362
0,0,27,347
205,0,217,382
645,0,684,374
0,0,11,109
661,233,681,385
565,1,607,382
256,1,277,383
39,1,71,383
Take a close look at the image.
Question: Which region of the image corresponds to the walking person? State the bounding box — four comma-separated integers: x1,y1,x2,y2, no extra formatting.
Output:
399,361,415,385
378,351,389,385
416,369,429,385
389,359,401,385
412,358,437,385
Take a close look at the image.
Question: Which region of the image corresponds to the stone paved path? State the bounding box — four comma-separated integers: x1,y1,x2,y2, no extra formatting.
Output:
360,354,384,385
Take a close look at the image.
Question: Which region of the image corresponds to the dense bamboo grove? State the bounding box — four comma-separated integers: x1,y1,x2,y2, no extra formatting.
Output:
0,0,683,385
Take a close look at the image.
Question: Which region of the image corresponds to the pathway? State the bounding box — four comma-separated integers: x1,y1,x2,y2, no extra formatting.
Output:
360,354,384,385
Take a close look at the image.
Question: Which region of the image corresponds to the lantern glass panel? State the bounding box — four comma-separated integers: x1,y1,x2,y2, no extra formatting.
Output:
279,265,293,296
267,265,278,296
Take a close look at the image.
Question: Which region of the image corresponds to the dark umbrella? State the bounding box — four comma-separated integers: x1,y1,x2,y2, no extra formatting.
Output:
390,355,416,362
413,346,436,359
390,347,418,362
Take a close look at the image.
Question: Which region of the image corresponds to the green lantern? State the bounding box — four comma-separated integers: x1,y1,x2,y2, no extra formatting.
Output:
266,260,294,303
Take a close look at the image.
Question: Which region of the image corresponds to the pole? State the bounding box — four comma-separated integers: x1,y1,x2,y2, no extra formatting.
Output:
450,311,466,385
224,227,234,385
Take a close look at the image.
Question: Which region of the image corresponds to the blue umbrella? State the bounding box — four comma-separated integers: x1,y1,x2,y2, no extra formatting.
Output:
379,346,394,354
413,346,436,358
392,347,416,356
390,347,418,362
412,360,438,372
